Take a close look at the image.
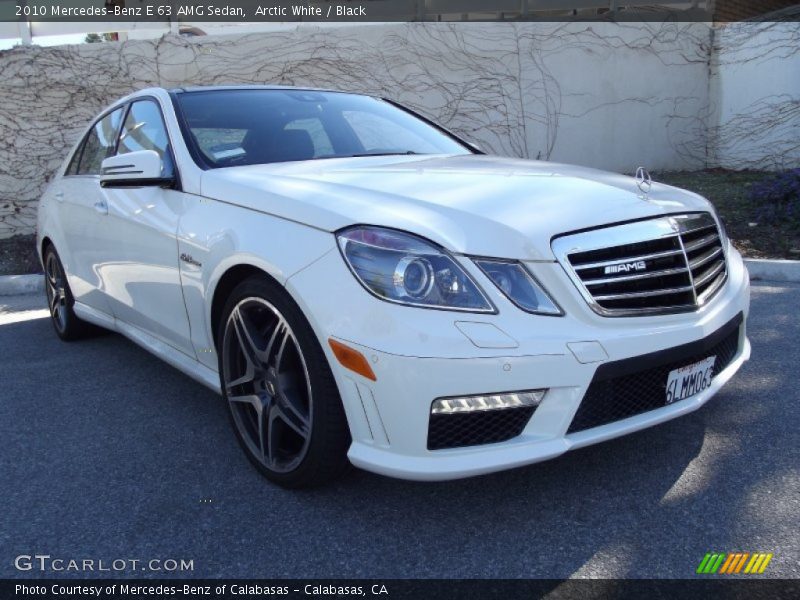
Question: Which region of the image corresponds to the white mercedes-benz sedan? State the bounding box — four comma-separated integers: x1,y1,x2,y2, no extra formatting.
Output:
37,86,750,487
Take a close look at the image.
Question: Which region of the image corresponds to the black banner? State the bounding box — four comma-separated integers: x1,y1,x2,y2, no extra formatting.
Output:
3,579,800,600
0,0,725,23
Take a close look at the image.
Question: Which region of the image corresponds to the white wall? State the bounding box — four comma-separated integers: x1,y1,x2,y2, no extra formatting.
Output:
709,21,800,171
0,22,716,238
1,20,796,239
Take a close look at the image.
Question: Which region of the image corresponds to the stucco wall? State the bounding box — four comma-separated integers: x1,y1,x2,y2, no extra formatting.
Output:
709,21,800,170
0,21,791,239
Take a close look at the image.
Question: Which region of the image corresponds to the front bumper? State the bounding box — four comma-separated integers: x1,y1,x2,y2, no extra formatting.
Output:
286,243,751,481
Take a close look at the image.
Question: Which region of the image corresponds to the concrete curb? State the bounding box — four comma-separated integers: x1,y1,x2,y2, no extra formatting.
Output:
0,274,44,296
744,259,800,283
0,259,798,296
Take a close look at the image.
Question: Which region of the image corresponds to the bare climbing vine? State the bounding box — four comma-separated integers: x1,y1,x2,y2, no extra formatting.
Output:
0,21,796,238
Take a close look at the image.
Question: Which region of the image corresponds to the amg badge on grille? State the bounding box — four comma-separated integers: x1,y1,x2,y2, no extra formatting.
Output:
604,260,646,275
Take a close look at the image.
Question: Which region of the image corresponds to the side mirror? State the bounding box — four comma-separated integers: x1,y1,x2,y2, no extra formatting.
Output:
100,150,174,188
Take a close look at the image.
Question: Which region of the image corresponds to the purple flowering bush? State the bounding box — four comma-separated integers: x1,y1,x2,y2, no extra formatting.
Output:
749,169,800,227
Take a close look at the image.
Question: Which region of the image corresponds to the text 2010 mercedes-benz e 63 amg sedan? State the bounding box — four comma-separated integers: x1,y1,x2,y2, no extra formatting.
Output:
38,86,750,487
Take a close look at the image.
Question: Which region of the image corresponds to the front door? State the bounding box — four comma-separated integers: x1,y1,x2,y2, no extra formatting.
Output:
99,98,195,357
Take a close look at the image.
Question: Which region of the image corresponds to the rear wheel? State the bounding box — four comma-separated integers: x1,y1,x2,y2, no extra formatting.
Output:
44,246,94,341
218,276,350,488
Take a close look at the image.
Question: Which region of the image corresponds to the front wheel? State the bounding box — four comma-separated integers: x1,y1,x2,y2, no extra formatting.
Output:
218,276,351,488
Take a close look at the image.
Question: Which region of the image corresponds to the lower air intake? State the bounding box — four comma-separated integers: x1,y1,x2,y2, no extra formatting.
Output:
567,313,742,434
427,406,536,450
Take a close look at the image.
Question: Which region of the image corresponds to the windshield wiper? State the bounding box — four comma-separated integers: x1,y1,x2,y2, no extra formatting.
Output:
346,151,424,158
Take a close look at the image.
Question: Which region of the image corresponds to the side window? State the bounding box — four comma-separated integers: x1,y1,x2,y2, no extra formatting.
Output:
65,137,84,175
117,100,174,177
76,107,124,175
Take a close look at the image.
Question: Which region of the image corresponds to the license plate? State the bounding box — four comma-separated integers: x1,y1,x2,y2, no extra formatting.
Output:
665,356,716,404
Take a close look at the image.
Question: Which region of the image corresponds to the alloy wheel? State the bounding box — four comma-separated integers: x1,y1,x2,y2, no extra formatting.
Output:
221,297,314,473
45,252,68,333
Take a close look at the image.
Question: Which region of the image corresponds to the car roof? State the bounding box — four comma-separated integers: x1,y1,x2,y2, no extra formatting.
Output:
168,84,346,94
110,84,363,112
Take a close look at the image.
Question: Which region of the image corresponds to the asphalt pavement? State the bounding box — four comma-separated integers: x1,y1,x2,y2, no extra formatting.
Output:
1,282,798,579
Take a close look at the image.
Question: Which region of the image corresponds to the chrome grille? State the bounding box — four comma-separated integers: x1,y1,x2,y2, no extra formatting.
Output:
552,213,728,316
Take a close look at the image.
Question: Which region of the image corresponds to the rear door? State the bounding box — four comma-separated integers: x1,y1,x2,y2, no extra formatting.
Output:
57,106,126,315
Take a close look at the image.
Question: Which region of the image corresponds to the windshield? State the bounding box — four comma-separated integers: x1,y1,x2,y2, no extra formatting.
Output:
172,89,473,169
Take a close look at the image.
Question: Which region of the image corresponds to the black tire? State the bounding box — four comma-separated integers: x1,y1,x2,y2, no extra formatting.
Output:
43,245,96,341
217,275,351,488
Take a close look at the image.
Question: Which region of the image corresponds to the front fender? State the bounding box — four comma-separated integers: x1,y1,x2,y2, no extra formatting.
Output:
176,195,336,370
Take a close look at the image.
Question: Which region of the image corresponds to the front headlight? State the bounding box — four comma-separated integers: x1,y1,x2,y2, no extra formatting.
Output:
337,226,495,312
474,259,563,316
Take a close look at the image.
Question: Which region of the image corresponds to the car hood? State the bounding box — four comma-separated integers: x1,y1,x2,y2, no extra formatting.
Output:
200,154,712,260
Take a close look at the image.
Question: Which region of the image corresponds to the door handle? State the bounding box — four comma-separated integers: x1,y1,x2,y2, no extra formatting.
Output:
93,200,108,215
54,192,64,202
